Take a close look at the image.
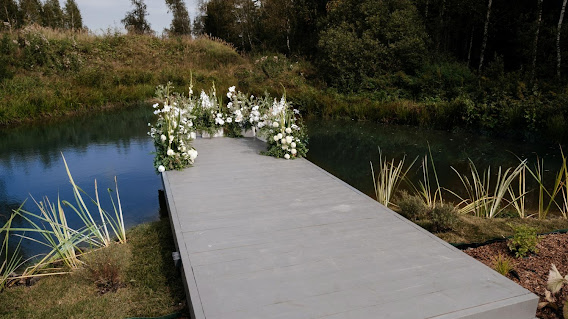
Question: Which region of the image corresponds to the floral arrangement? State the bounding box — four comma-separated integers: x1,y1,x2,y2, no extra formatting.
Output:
257,93,308,160
148,83,198,173
148,82,309,172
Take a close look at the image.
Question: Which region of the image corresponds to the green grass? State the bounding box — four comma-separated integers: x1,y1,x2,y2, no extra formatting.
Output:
0,218,187,319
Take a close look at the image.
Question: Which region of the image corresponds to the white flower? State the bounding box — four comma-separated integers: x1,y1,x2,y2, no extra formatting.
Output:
227,102,233,108
293,109,300,114
285,127,292,134
291,142,297,148
227,117,233,123
158,165,165,172
154,110,160,115
277,133,283,139
169,135,174,142
291,124,299,130
152,103,159,109
163,104,171,112
229,86,236,93
273,121,279,128
190,132,196,139
284,154,290,160
291,149,297,155
188,149,198,160
160,134,167,142
188,88,193,95
273,135,279,141
167,149,175,156
282,145,289,150
281,138,287,145
286,136,293,144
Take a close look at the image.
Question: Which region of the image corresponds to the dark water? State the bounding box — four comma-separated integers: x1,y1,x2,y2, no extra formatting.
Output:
306,119,565,209
0,106,160,256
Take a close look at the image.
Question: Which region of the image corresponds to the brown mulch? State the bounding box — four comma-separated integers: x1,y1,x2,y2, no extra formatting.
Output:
464,233,568,319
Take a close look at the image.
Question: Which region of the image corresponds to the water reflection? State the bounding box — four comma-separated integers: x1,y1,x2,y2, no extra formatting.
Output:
0,106,161,257
306,119,564,208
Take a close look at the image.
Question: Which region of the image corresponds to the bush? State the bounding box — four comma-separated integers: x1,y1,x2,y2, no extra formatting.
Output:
430,204,459,232
397,191,427,221
507,224,539,258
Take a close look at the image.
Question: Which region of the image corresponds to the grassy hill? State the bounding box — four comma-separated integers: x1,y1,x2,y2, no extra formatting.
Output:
0,26,315,126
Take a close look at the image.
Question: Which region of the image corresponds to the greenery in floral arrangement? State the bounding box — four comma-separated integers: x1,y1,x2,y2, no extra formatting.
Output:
192,82,224,137
258,93,309,159
148,83,198,173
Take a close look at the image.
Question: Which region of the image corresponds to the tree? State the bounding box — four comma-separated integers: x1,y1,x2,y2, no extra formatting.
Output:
478,0,493,72
165,0,191,36
19,0,43,25
0,0,18,30
63,0,82,30
558,0,567,78
122,0,152,34
43,0,64,29
318,0,428,90
531,0,543,82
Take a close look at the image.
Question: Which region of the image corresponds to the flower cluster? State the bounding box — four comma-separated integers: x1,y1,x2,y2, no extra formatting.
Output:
148,83,198,173
148,82,309,172
257,94,308,160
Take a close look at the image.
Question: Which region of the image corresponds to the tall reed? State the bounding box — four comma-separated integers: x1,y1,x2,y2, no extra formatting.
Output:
5,154,127,276
449,160,527,218
371,149,415,208
414,146,443,209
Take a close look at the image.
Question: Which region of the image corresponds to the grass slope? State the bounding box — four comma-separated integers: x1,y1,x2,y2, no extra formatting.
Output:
0,218,187,319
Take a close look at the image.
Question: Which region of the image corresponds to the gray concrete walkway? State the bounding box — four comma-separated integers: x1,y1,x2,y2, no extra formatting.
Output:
162,137,538,319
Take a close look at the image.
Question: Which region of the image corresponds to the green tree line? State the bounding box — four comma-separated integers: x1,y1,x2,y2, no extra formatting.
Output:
196,0,568,89
1,0,82,31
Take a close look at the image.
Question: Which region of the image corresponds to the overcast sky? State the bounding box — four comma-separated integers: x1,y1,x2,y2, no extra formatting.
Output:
75,0,200,34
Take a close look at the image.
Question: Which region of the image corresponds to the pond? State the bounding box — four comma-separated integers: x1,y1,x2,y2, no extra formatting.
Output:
0,105,160,257
1,112,565,258
306,119,565,210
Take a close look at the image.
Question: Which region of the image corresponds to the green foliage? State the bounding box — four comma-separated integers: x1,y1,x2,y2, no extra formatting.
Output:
318,0,428,91
43,0,64,29
507,224,539,258
122,0,152,34
491,253,514,276
429,204,459,232
397,191,427,221
165,0,191,36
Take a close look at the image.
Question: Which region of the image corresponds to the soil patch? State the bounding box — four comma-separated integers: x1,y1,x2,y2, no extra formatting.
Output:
464,233,568,319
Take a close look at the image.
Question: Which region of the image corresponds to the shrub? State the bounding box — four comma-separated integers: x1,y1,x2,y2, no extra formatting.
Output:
491,253,514,276
507,224,539,258
397,191,427,221
430,204,458,232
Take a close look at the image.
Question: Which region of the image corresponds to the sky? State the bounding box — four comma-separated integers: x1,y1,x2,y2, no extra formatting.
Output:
75,0,200,34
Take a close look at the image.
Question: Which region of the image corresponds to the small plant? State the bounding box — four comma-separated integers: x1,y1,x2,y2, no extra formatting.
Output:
429,203,459,232
491,253,514,276
507,224,539,258
397,191,428,221
78,243,132,294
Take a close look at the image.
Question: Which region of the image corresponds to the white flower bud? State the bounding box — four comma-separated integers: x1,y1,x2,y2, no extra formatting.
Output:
160,134,167,142
291,142,296,148
277,133,283,139
291,149,297,155
158,165,165,172
286,136,293,144
273,122,279,128
285,127,292,134
284,154,290,160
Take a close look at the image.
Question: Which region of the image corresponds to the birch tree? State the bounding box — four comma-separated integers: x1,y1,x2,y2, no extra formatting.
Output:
531,0,543,82
557,0,567,78
478,0,492,72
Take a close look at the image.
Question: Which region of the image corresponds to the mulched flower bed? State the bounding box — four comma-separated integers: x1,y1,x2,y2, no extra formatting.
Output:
464,233,568,319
